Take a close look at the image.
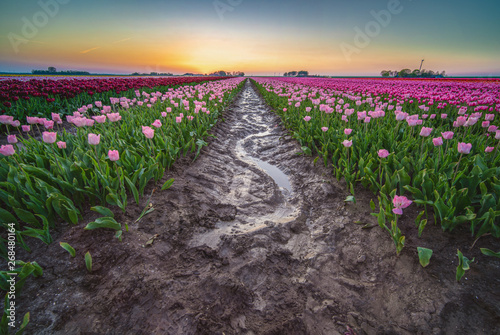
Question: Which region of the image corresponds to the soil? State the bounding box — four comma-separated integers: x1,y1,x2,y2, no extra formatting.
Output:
10,80,500,334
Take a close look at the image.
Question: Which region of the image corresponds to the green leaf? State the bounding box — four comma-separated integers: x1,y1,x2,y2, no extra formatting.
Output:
418,219,427,238
13,208,39,226
115,230,123,241
161,178,175,191
85,251,92,273
15,312,30,335
0,208,18,224
344,195,356,204
84,217,121,231
480,248,500,258
124,176,139,205
370,199,376,211
90,206,114,218
456,249,474,282
60,242,76,257
417,247,433,267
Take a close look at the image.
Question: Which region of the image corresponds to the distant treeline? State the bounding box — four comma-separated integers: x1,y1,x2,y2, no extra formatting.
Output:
32,67,90,75
283,71,309,77
381,69,446,78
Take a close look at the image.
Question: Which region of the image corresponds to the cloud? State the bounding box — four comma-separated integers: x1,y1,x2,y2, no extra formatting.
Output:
113,37,132,44
80,47,101,54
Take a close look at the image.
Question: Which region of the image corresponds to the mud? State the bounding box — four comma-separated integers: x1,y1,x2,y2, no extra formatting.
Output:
13,80,500,334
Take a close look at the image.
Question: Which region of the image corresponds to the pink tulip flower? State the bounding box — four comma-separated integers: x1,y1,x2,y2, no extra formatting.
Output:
485,146,494,153
88,133,101,145
441,131,454,140
42,131,57,144
304,116,311,122
457,142,472,154
321,127,328,132
92,115,107,124
161,112,167,117
152,120,162,128
108,150,119,161
378,149,389,158
432,137,443,146
22,125,30,132
57,141,66,149
344,128,352,135
419,127,432,137
142,126,155,138
0,144,15,156
342,140,352,148
7,135,17,144
392,195,412,215
107,113,122,122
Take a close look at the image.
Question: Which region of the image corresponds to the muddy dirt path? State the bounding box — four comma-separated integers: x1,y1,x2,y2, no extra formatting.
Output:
16,80,500,334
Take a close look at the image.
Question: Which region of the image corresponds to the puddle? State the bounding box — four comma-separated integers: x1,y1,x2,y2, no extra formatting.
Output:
248,157,292,192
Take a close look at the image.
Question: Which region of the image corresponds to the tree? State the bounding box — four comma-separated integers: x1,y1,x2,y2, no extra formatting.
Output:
48,67,56,73
398,68,411,78
381,70,390,77
297,70,309,77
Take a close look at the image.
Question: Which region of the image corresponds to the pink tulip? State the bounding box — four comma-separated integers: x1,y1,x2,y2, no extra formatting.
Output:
392,195,412,215
26,117,39,125
0,144,15,156
306,107,312,112
304,116,311,122
102,106,111,113
42,131,57,144
57,141,66,149
142,126,154,138
485,114,494,121
378,149,389,158
187,116,194,121
92,115,107,124
364,117,371,123
43,120,54,129
161,112,167,117
152,119,162,128
107,113,122,122
488,125,498,133
344,128,352,135
419,127,432,137
72,117,87,127
11,120,20,127
0,115,14,124
321,127,328,132
166,107,172,113
441,131,454,140
108,150,119,161
51,113,62,123
441,114,447,119
95,101,102,108
7,135,17,144
342,140,352,148
457,142,472,154
88,133,101,145
175,117,182,123
21,125,30,132
495,131,500,140
432,137,443,146
86,119,95,127
485,146,494,153
283,108,288,112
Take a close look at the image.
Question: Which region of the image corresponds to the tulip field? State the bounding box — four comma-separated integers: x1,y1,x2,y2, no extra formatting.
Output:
253,77,500,256
0,76,244,330
1,75,499,333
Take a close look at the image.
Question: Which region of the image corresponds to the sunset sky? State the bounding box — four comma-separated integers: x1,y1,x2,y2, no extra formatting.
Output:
0,0,499,76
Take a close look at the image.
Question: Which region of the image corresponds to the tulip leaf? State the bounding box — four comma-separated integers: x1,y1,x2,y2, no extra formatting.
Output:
417,247,433,267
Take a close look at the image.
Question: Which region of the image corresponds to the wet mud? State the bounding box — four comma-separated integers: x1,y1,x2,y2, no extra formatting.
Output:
14,80,500,334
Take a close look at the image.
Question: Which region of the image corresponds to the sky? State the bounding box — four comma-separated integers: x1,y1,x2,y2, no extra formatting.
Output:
0,0,499,76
